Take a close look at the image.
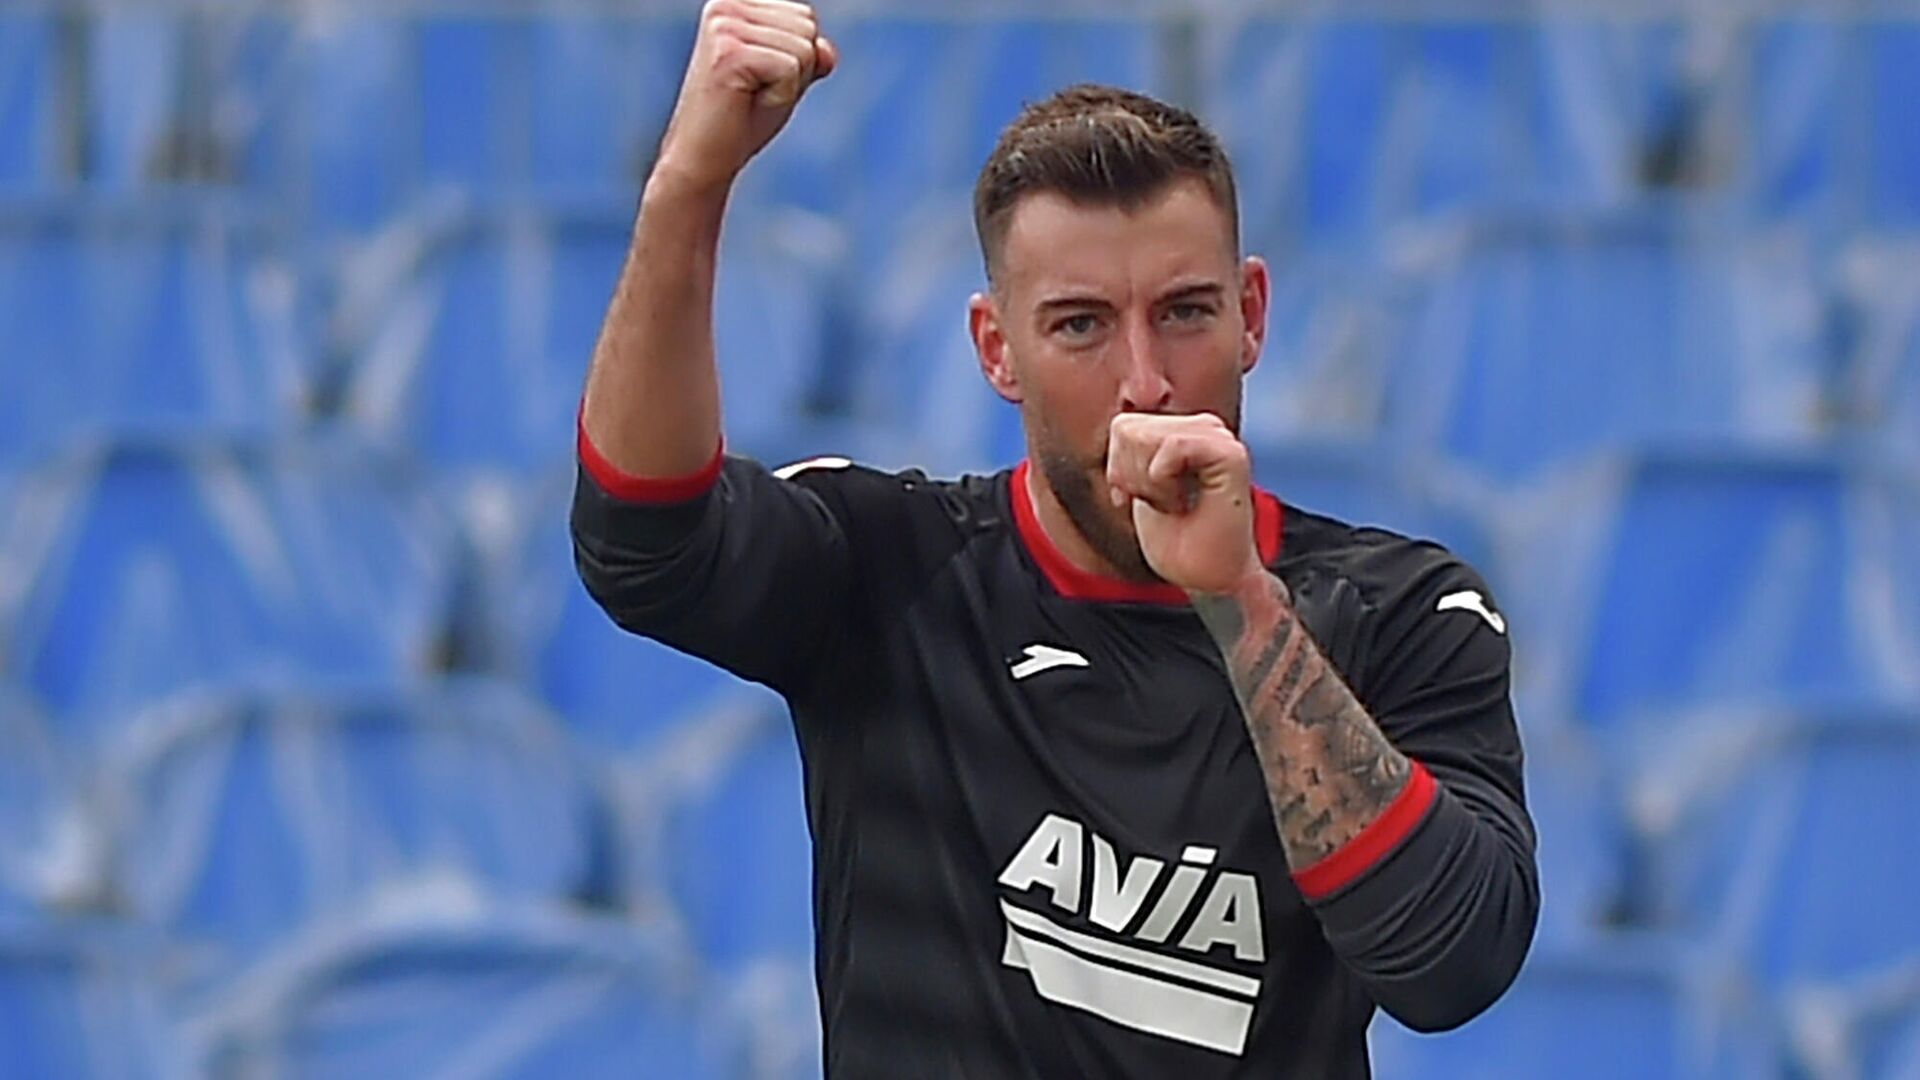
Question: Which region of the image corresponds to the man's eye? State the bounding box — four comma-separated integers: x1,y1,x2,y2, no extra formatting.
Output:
1057,314,1099,336
1166,303,1213,323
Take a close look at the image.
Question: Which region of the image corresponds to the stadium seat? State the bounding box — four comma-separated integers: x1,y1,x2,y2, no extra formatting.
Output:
1367,939,1779,1079
0,684,88,918
0,198,311,464
1383,213,1828,483
1246,437,1498,577
1237,257,1393,445
1741,18,1920,225
1633,704,1920,987
279,15,412,230
1834,236,1920,454
192,906,741,1079
0,922,184,1078
849,204,1020,475
1779,960,1920,1079
100,679,613,983
1525,448,1918,731
414,17,526,198
475,466,788,752
0,14,59,191
9,434,459,740
1742,19,1849,222
1867,24,1920,225
1871,1002,1920,1080
817,16,1156,274
655,707,814,976
1197,18,1658,255
528,15,694,197
88,12,188,190
1522,726,1630,947
340,201,832,484
642,702,822,1078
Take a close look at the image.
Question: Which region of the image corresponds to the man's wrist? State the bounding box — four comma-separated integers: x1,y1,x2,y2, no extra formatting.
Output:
1187,559,1279,606
641,158,736,213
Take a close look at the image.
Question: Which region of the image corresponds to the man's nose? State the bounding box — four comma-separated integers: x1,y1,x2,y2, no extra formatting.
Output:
1116,314,1173,413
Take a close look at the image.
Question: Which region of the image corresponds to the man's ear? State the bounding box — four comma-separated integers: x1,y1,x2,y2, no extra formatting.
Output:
1238,255,1271,377
971,291,1023,404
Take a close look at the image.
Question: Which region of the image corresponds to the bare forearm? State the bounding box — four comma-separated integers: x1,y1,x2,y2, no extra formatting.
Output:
1191,572,1413,870
579,167,730,479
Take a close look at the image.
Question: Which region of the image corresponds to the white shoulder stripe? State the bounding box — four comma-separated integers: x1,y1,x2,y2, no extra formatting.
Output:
1436,590,1507,635
772,455,854,480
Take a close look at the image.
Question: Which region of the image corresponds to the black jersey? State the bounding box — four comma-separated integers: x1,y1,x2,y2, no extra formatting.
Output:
571,432,1539,1079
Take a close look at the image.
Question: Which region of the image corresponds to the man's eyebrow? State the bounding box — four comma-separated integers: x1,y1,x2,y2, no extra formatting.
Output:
1034,294,1114,314
1159,282,1227,304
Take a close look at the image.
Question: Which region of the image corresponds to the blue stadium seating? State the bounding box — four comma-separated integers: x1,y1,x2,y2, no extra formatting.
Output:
0,923,184,1078
1532,449,1916,731
1383,214,1828,483
1246,437,1497,577
1743,19,1848,221
1870,1003,1920,1080
657,707,813,975
101,679,611,984
1867,25,1920,225
339,202,832,481
277,16,411,230
1237,257,1392,445
0,684,83,919
1523,726,1630,947
1367,939,1780,1079
414,18,524,197
1197,19,1665,255
0,15,58,191
472,466,784,752
1738,20,1920,228
1636,705,1920,988
338,206,618,477
194,907,741,1079
0,198,311,464
813,17,1155,271
1788,961,1920,1080
3,11,1917,1077
89,12,186,190
9,435,459,739
849,211,1021,475
1408,23,1513,221
528,16,694,197
1835,236,1920,453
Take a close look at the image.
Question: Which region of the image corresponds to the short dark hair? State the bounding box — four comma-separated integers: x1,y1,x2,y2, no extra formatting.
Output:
972,84,1240,284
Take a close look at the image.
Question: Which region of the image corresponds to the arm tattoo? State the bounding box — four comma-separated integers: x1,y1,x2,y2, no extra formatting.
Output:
1191,572,1413,870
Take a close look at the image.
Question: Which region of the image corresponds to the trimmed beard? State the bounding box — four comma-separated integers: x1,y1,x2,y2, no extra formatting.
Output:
1034,442,1161,584
1025,396,1245,587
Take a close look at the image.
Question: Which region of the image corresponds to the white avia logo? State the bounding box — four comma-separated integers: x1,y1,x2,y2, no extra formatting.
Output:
1436,589,1507,635
1008,644,1090,681
997,814,1264,1057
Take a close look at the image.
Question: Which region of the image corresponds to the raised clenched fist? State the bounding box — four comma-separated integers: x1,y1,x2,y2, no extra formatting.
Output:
653,0,838,192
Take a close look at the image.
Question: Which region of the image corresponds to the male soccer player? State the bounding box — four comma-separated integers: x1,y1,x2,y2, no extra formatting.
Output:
572,2,1538,1075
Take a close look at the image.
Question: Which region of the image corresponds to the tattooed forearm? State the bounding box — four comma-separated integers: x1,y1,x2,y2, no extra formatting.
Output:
1191,572,1412,869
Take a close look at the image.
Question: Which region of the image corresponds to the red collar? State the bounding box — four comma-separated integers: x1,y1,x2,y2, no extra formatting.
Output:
1009,460,1285,606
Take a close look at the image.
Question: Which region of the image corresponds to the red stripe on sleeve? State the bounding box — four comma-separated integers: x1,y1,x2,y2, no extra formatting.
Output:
1291,761,1438,901
576,412,723,504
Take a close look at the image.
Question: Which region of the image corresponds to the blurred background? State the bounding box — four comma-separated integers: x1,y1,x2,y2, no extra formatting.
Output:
0,1,1916,1077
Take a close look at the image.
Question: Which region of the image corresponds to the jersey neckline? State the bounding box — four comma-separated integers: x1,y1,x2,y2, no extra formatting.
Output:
1008,459,1285,606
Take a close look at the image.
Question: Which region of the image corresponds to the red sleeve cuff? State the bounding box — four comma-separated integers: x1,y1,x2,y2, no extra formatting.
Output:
577,413,723,504
1291,761,1438,901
